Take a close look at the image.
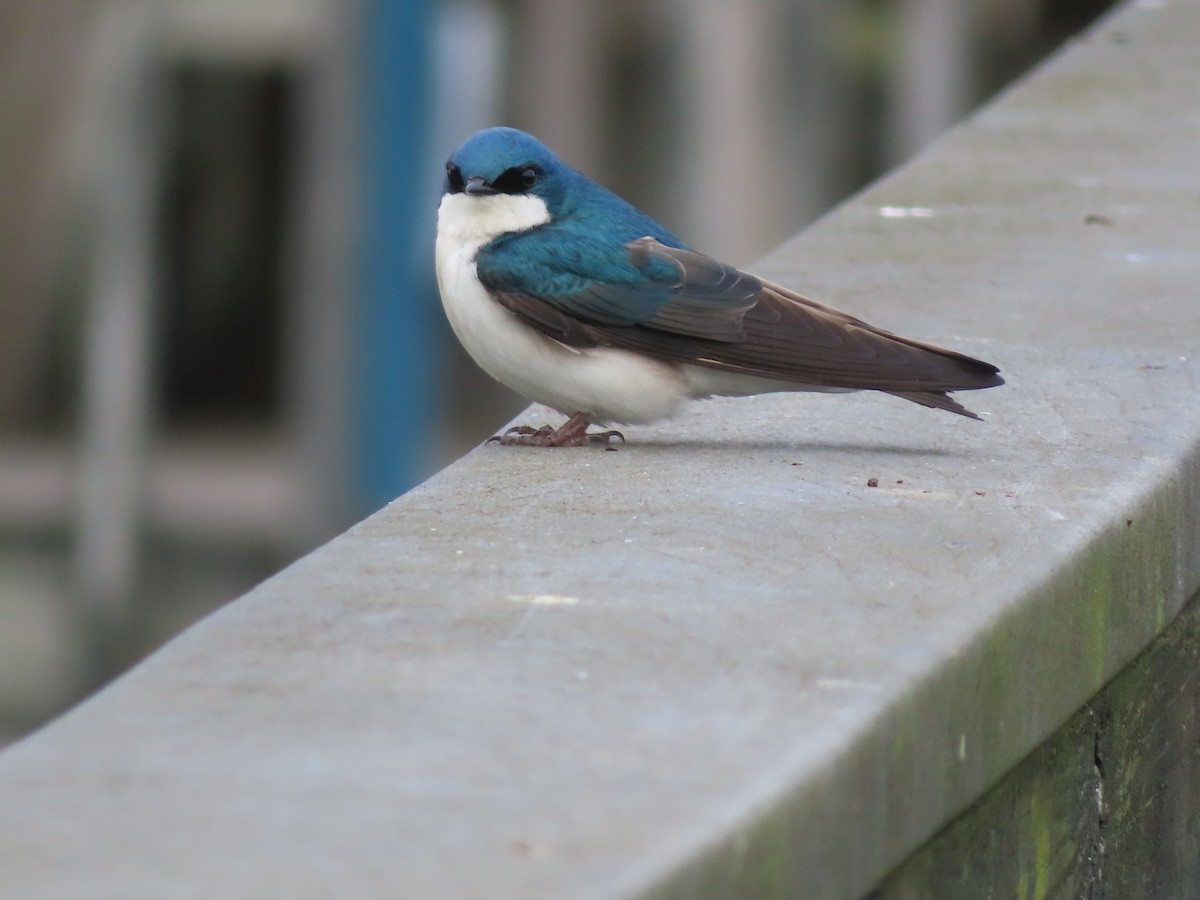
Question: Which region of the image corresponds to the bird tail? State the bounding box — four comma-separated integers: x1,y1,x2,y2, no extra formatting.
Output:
885,390,985,420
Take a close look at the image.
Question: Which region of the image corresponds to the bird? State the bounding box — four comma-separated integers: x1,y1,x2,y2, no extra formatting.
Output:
434,126,1003,447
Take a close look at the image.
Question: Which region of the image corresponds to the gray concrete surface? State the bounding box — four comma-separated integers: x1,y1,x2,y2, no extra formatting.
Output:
2,1,1199,897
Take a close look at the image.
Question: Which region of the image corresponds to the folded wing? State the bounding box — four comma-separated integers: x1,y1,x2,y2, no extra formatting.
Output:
490,237,1004,417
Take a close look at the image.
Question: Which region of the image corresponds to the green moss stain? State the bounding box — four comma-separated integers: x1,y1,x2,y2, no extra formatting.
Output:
1014,790,1053,900
1124,485,1184,641
1079,554,1114,691
892,706,917,761
701,807,793,900
744,810,790,899
1032,793,1051,900
643,810,796,900
977,620,1023,776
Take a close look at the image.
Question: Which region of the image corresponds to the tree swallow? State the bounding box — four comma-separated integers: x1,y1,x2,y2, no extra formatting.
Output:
435,126,1003,446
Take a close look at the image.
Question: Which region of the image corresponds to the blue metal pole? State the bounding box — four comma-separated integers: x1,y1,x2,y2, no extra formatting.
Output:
355,0,437,513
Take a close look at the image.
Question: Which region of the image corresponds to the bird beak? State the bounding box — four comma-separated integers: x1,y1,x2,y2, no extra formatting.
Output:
464,176,497,196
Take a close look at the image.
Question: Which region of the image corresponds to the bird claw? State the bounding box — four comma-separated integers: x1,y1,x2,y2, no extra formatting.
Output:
586,430,626,446
486,425,550,444
486,427,552,446
485,417,625,447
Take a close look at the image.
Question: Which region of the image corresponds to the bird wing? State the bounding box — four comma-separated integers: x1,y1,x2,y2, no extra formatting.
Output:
476,227,760,337
485,236,1003,396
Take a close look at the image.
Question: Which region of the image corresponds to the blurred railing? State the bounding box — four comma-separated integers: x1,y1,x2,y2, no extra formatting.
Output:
0,0,1111,743
3,0,1198,896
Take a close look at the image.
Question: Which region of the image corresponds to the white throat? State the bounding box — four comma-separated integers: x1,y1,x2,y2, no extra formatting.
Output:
435,192,551,256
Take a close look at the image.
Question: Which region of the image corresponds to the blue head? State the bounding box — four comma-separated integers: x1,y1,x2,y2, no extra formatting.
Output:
444,127,572,209
442,127,685,249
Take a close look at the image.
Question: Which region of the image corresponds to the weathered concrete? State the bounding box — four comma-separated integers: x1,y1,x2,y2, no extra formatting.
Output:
2,1,1200,897
871,584,1200,898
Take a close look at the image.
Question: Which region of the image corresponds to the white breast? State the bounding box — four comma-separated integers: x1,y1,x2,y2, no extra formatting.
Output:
434,192,690,424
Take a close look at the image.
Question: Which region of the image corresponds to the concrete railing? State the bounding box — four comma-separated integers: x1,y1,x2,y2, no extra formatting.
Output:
3,1,1199,896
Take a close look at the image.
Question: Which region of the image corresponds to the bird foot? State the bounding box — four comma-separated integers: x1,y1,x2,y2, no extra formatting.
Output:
486,416,625,448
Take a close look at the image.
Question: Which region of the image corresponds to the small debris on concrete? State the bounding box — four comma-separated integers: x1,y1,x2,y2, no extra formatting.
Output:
867,477,879,488
511,840,550,857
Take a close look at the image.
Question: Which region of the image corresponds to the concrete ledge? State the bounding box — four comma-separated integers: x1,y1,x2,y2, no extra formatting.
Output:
3,1,1200,897
873,584,1200,897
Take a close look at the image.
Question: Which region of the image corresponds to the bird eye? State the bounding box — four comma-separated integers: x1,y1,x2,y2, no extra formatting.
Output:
445,163,465,194
492,165,540,194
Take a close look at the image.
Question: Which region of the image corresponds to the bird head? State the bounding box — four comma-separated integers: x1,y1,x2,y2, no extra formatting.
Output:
438,126,682,251
444,127,568,208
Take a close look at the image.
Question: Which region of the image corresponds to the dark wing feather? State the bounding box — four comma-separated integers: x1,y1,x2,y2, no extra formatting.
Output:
625,237,763,340
480,234,762,340
493,238,1003,412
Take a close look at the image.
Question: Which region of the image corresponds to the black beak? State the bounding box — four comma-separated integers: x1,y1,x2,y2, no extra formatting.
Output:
464,176,497,196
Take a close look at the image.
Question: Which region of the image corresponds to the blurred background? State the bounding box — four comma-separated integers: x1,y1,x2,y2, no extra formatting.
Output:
0,0,1114,745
